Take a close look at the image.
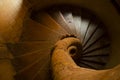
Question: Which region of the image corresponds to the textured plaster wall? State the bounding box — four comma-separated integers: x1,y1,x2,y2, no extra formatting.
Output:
0,0,28,43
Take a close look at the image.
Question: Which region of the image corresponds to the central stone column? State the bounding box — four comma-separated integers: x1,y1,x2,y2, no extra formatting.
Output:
51,37,81,80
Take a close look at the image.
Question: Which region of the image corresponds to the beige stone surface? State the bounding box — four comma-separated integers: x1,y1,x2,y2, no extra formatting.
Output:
0,0,29,43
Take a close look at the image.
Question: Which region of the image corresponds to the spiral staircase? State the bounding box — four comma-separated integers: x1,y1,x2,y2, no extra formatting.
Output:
0,0,120,80
4,6,110,80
